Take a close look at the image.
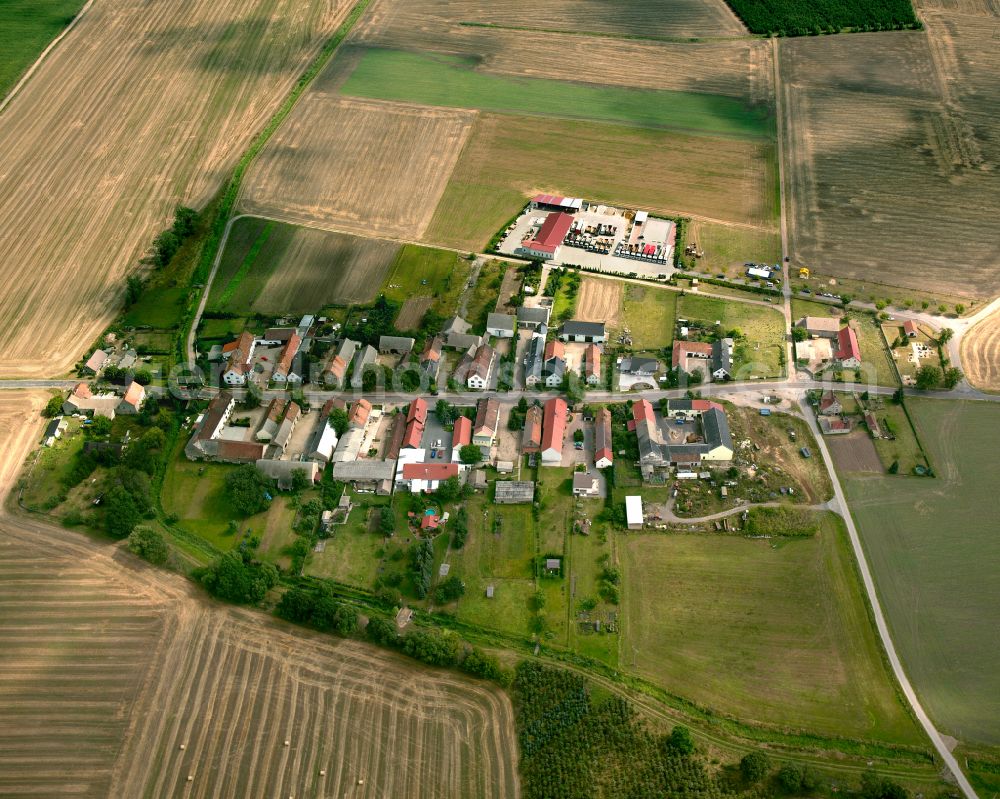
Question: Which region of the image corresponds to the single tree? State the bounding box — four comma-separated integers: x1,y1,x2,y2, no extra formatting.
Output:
42,395,64,418
225,465,273,516
915,364,942,390
329,406,349,437
127,526,169,565
459,444,483,465
740,752,771,783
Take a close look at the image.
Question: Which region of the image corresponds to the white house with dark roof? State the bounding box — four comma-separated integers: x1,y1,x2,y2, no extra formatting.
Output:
559,320,606,343
486,312,515,339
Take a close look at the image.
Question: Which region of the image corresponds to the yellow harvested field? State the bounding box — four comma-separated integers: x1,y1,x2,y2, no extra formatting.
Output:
353,0,747,43
240,97,475,238
961,308,1000,392
0,400,519,798
780,18,1000,298
0,0,355,377
575,278,623,327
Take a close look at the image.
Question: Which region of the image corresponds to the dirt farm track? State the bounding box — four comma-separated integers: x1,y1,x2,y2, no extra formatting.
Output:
0,0,356,378
0,395,519,798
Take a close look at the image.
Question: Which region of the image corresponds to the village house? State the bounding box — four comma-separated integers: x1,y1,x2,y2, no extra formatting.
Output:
269,402,301,457
523,329,547,386
256,398,287,441
401,397,428,452
619,355,660,376
818,391,843,416
117,381,145,415
419,336,443,382
521,404,543,453
572,472,601,498
457,343,495,390
350,345,378,389
583,343,601,385
796,316,842,339
473,397,500,447
306,415,339,463
83,349,108,375
594,407,613,469
397,462,459,493
271,332,303,384
516,305,550,331
451,415,472,462
62,382,119,418
541,339,566,388
834,326,862,369
541,396,567,465
903,320,918,338
222,331,256,386
348,398,372,429
321,339,357,388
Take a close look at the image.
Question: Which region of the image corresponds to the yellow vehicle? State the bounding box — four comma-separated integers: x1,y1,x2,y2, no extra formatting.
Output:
798,266,810,278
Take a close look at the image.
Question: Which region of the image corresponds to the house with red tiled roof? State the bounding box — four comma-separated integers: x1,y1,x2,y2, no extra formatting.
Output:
594,407,613,469
398,462,459,493
903,320,918,338
541,397,567,465
117,381,145,415
401,398,427,452
583,344,601,385
348,398,372,429
521,405,543,454
272,332,302,383
223,332,256,386
474,398,500,447
835,326,862,369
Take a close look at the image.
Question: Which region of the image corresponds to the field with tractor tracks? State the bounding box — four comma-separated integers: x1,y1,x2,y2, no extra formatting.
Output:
961,307,1000,392
0,0,356,377
780,10,1000,298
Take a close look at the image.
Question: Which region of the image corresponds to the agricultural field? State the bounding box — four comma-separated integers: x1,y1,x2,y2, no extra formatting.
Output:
207,217,398,315
0,0,356,377
685,220,782,279
780,23,1000,298
960,307,1000,392
240,96,475,239
338,49,774,140
621,285,676,351
424,114,779,251
676,294,786,378
621,516,923,742
350,0,749,43
0,0,84,99
826,429,884,474
575,278,624,328
845,399,1000,747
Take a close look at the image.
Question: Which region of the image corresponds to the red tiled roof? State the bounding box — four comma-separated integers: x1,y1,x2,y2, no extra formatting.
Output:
274,332,302,377
836,326,861,362
224,331,255,375
522,212,573,253
452,416,472,447
584,344,600,377
121,381,144,407
671,340,712,368
349,398,372,427
690,399,723,412
402,462,459,480
541,397,567,453
402,419,423,449
522,405,543,451
903,320,918,335
407,398,428,425
73,382,92,399
215,440,266,462
321,397,345,416
475,398,500,435
594,407,612,464
632,398,654,422
544,339,565,361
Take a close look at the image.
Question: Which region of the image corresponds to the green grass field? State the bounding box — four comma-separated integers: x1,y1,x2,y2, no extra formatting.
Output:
341,49,774,140
676,293,786,378
845,400,1000,746
621,515,922,743
305,503,386,587
687,221,782,280
381,244,471,317
0,0,84,98
121,285,189,330
622,285,676,350
864,399,927,474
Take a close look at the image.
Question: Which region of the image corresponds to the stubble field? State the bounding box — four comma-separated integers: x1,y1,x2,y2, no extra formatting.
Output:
0,396,519,799
960,308,1000,391
0,0,356,377
780,14,1000,298
575,278,623,327
239,96,475,239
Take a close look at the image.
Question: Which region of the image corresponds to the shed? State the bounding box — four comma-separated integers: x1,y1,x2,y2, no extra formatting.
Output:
625,495,643,530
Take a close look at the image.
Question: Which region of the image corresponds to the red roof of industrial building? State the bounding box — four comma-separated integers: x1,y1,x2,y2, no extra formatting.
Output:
541,397,567,453
452,416,472,447
836,326,862,362
523,212,573,253
402,462,459,480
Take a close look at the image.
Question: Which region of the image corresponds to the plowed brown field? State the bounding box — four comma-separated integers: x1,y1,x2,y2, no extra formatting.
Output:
961,308,1000,391
0,398,520,798
780,7,1000,298
0,0,355,378
240,96,475,239
576,278,623,327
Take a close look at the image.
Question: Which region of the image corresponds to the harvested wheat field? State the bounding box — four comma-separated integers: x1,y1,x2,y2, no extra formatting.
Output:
353,0,747,43
576,278,623,327
780,20,1000,298
0,400,519,799
0,0,355,377
961,309,1000,392
240,96,475,239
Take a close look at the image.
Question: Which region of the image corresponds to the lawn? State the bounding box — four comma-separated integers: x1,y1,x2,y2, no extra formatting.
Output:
622,285,676,351
121,285,189,330
0,0,85,98
686,221,782,280
465,259,507,331
844,400,1000,746
423,113,779,250
676,294,786,378
381,244,471,319
160,448,241,552
565,520,620,668
863,398,927,474
621,515,923,743
340,49,774,140
198,317,248,343
20,417,85,512
305,502,387,587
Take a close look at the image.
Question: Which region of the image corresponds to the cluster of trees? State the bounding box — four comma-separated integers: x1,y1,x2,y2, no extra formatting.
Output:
196,539,278,604
127,526,169,565
724,0,919,36
275,585,358,637
915,364,963,390
379,504,395,537
450,506,468,548
434,575,465,604
101,364,152,385
344,296,399,347
103,468,154,538
597,564,620,604
507,396,532,431
459,444,483,465
151,205,199,268
225,465,274,516
411,539,434,599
